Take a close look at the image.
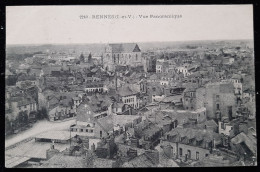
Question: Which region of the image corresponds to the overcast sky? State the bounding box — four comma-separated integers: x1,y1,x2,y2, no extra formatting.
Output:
6,5,253,45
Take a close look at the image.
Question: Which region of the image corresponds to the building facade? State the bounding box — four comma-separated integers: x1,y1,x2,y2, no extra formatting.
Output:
103,43,143,71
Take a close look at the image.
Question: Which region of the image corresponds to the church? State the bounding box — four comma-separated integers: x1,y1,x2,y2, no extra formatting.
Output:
103,43,145,71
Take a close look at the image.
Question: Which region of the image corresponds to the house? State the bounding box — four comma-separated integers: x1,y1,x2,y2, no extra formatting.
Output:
156,60,169,73
176,66,190,77
147,74,159,83
146,111,178,135
230,132,257,160
175,107,207,124
122,150,159,167
72,96,82,109
117,85,140,109
160,127,221,161
7,95,38,118
16,75,38,88
195,119,218,132
95,135,117,159
70,101,114,138
205,82,237,120
183,87,197,110
48,100,75,121
84,82,105,94
191,154,231,167
134,120,163,149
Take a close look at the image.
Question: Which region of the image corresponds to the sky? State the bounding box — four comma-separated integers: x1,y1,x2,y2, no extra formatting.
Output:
6,5,254,45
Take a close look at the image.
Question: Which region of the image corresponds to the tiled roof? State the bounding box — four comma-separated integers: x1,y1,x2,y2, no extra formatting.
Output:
76,102,96,122
94,158,116,168
41,153,85,168
9,96,36,107
113,115,141,126
117,86,138,97
96,115,114,133
231,132,257,155
122,153,156,167
165,127,221,144
109,43,141,53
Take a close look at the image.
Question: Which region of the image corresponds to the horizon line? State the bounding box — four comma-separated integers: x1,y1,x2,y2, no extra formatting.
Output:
6,38,254,47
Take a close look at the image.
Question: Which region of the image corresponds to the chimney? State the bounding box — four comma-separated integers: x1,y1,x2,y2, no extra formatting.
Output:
91,143,96,151
115,71,117,91
145,150,159,165
46,141,59,159
212,138,216,149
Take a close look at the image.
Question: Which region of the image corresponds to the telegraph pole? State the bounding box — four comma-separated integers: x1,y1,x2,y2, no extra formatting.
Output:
70,125,72,147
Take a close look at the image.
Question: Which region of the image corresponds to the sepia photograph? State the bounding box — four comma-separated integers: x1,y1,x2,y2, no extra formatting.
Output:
5,5,256,168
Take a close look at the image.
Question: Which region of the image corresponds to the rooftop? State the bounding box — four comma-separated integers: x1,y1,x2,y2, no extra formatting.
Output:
5,138,68,159
109,43,141,53
35,130,77,141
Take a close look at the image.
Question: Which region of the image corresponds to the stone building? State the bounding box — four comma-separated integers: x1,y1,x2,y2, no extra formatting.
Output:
103,43,144,71
160,127,221,161
205,82,237,120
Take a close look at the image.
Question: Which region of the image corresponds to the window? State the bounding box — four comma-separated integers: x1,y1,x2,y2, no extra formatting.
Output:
100,131,102,138
19,107,21,110
81,129,83,132
205,154,209,157
179,148,183,157
196,152,199,160
216,95,220,99
187,150,191,159
216,103,220,110
221,122,225,129
90,130,93,133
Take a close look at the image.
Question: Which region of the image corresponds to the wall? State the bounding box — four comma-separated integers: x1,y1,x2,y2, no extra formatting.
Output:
177,143,210,161
205,83,236,120
195,87,206,110
218,121,233,136
122,95,139,109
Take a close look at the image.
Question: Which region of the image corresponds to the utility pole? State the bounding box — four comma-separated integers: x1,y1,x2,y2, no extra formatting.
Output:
70,125,72,147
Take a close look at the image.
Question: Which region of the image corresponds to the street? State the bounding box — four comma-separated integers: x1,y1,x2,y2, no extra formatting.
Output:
5,119,76,148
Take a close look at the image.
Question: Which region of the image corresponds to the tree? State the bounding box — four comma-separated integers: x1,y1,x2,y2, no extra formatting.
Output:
80,53,85,62
88,53,92,63
6,75,18,86
17,111,27,127
41,107,48,119
5,117,12,135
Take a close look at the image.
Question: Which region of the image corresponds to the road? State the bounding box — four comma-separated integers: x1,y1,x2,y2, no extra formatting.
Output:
5,119,76,148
